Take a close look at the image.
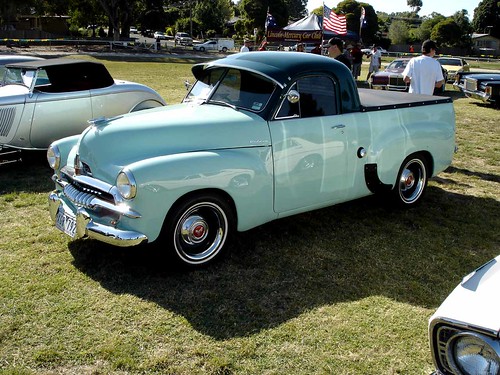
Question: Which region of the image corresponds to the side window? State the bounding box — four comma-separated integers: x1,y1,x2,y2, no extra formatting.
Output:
276,76,337,119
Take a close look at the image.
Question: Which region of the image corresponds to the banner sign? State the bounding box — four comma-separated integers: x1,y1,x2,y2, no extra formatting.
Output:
265,29,323,43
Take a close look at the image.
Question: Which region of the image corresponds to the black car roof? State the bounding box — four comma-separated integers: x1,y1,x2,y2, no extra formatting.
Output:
5,58,103,69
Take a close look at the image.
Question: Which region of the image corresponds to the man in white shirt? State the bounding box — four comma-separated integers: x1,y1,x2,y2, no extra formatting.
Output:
402,39,444,95
240,39,250,52
366,45,381,82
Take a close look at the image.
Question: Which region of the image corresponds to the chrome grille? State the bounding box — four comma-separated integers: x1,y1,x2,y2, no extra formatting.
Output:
435,325,459,375
0,107,16,137
465,78,477,91
63,179,114,208
389,75,404,86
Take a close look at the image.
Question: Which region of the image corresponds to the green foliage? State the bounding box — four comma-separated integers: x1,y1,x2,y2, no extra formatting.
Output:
431,19,462,47
239,0,288,34
285,0,308,20
336,1,379,44
472,0,500,37
388,19,409,44
407,0,422,12
175,17,201,36
193,0,232,35
416,13,446,41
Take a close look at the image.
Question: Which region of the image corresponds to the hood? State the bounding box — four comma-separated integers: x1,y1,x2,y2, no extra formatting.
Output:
75,103,271,182
431,255,500,334
466,74,500,83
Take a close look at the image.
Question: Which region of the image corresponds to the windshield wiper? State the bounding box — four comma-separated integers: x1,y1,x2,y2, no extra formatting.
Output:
204,99,238,111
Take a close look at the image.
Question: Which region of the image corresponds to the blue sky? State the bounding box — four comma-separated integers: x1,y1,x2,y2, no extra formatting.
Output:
307,0,479,18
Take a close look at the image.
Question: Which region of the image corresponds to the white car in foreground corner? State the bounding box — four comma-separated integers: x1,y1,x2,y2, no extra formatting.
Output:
429,255,500,375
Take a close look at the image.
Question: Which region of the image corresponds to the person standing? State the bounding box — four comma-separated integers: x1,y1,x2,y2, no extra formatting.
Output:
366,45,381,82
402,39,444,95
296,43,305,52
323,38,351,70
240,39,250,52
350,43,363,80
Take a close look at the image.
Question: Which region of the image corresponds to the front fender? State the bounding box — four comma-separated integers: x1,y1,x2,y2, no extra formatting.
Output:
120,147,274,242
130,99,165,112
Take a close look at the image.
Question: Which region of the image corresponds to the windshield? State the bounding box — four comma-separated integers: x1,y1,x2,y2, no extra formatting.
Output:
387,60,407,70
184,67,276,112
2,67,48,88
438,59,461,66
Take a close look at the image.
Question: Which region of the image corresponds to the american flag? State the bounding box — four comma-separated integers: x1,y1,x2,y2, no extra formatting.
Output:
323,5,347,35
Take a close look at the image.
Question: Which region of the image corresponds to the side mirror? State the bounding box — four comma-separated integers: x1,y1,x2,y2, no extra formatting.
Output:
287,89,300,104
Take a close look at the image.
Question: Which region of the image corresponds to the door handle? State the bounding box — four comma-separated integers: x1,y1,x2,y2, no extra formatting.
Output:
331,124,346,130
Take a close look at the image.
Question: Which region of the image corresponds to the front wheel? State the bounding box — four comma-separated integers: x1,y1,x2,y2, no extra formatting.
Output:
392,155,428,207
162,194,235,267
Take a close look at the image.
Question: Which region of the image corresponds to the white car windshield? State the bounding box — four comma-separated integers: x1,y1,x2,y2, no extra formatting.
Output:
184,67,276,112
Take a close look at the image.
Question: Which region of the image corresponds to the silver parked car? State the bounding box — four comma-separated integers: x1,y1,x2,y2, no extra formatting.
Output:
429,255,500,375
0,58,166,152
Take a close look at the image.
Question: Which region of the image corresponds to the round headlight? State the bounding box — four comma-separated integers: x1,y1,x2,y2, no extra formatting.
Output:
116,170,137,200
448,333,500,375
47,145,61,170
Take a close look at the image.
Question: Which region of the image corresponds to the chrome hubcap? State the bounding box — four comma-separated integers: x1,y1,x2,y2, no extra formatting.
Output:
180,215,208,245
398,159,426,204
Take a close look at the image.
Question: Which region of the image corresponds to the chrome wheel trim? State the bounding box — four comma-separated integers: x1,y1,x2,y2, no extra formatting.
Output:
173,202,228,264
398,158,426,204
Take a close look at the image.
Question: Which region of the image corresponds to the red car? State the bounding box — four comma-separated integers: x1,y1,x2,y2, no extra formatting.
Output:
370,58,410,91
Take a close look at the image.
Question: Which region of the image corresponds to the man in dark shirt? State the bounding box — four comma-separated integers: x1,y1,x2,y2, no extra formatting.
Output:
350,43,363,80
323,38,351,70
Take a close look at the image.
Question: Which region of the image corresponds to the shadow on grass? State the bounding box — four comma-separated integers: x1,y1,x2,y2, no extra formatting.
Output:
67,184,499,340
0,152,53,194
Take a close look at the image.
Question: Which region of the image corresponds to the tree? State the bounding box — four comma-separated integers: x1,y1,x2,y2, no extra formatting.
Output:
285,0,307,20
472,0,500,37
416,13,445,41
335,0,379,44
239,0,288,36
431,19,462,47
193,0,232,35
407,0,422,13
388,19,409,44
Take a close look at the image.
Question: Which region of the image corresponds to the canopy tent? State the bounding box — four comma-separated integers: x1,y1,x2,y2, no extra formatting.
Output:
265,13,359,43
283,13,359,41
283,14,321,30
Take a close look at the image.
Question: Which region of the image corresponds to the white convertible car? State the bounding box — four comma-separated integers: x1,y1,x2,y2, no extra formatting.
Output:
0,58,166,155
429,255,500,375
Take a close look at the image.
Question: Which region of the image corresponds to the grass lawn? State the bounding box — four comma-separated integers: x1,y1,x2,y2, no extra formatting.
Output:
0,54,498,374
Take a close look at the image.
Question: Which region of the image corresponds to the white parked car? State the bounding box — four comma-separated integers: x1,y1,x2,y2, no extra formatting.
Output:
193,39,234,53
429,255,500,375
0,58,166,153
153,31,166,40
175,32,193,46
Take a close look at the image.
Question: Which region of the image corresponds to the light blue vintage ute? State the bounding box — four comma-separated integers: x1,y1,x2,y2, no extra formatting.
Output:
47,52,456,267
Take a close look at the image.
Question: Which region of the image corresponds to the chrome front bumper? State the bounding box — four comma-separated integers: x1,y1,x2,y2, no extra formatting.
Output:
49,191,148,247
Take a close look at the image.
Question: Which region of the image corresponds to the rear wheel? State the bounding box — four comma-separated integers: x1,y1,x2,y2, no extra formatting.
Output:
162,193,235,267
199,47,205,52
391,155,428,207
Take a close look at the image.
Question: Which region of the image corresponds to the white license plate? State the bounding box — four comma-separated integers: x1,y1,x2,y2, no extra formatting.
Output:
55,208,76,238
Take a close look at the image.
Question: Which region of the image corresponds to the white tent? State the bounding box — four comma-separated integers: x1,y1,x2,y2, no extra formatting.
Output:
283,14,321,30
